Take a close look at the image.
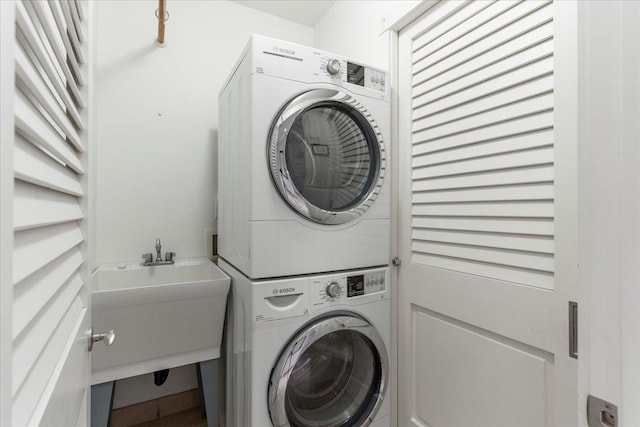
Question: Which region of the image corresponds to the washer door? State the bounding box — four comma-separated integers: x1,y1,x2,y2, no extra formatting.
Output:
268,313,388,427
268,89,386,225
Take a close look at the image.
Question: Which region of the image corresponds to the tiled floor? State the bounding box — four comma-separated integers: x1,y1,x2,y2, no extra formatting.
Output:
111,388,206,427
131,408,207,427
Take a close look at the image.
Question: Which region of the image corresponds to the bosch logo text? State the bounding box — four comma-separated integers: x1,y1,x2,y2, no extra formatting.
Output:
273,46,296,56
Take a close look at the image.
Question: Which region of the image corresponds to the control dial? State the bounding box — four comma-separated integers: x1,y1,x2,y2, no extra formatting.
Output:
326,281,341,298
326,58,341,75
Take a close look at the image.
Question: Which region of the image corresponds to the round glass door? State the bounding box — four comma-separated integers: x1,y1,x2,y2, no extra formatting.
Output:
268,314,388,427
268,90,386,225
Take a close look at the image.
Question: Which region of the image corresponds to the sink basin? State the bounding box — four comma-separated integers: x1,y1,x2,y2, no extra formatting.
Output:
90,258,230,385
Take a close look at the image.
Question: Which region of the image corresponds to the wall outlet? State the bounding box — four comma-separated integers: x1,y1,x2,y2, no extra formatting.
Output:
205,227,218,262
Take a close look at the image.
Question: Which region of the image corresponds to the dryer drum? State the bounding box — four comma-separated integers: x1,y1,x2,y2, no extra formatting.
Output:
268,89,386,225
268,313,388,427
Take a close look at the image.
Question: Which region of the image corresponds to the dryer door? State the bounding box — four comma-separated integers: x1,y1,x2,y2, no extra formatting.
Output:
268,313,388,427
268,89,386,225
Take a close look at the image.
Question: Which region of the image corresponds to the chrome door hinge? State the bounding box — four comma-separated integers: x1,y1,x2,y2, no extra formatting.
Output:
588,395,618,427
391,257,401,267
569,301,578,359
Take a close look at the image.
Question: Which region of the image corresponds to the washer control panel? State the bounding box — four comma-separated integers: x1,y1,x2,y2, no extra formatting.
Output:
318,55,386,93
346,271,386,297
309,269,387,310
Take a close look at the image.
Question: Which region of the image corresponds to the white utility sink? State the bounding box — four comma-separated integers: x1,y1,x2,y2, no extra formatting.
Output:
90,258,230,385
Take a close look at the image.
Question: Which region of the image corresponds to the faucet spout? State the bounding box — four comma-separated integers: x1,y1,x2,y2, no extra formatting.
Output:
155,239,162,262
142,238,174,266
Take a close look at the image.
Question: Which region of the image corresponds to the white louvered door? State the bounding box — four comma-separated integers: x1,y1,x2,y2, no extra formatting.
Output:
397,1,578,425
1,0,91,426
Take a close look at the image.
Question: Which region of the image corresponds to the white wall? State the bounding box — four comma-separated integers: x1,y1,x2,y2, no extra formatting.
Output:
94,0,313,407
94,0,313,266
314,1,420,70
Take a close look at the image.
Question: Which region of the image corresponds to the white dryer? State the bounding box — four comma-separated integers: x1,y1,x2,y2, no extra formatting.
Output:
218,35,390,279
220,259,390,427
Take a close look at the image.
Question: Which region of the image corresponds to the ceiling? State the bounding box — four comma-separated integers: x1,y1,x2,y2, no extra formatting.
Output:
233,1,336,27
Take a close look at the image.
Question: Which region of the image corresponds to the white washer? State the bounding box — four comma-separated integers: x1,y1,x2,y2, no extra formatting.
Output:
218,35,391,279
220,259,391,427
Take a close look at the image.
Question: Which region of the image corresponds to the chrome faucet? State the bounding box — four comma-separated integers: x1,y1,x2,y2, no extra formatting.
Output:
142,238,176,266
155,239,162,262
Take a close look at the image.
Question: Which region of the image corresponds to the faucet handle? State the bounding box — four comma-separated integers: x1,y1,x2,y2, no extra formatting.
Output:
141,253,153,263
165,252,176,262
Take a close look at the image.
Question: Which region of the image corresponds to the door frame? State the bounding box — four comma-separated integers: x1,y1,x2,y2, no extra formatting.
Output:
0,1,16,425
575,1,640,424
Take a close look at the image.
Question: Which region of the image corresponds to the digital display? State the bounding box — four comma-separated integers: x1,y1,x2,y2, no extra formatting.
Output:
347,62,365,87
347,275,365,297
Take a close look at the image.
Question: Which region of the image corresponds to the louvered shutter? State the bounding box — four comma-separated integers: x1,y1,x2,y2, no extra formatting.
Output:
410,0,554,289
4,0,91,425
398,2,580,425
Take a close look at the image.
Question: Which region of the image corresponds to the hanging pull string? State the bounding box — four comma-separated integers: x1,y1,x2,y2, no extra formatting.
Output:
155,0,169,47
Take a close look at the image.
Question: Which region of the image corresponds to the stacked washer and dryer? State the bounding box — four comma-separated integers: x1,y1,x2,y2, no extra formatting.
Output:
218,35,391,427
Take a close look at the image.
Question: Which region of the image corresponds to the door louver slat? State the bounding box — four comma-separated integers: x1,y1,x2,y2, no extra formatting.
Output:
12,273,83,394
14,180,83,231
410,0,555,289
16,46,83,149
13,222,83,290
15,90,84,174
64,0,84,43
412,228,554,254
413,147,553,179
412,217,554,236
59,0,84,56
11,299,84,426
412,182,553,204
23,0,83,107
413,164,554,191
47,0,85,78
13,248,83,339
14,133,84,196
412,241,554,271
412,201,553,218
73,0,85,21
15,3,84,122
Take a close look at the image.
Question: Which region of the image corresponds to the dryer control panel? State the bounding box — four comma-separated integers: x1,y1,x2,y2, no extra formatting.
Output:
309,268,388,312
318,55,387,93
